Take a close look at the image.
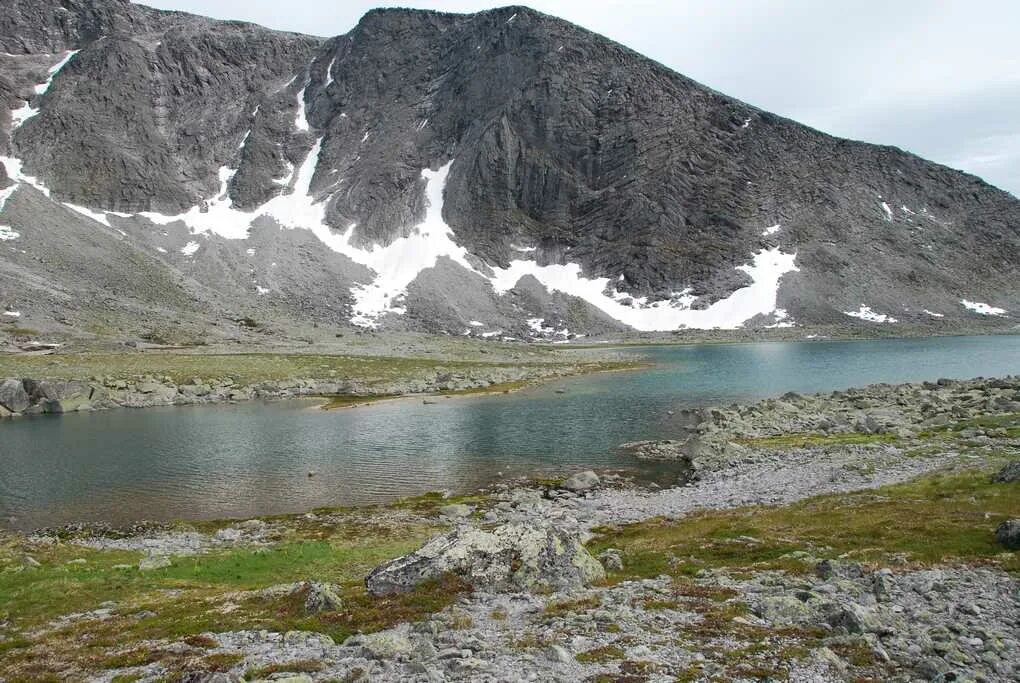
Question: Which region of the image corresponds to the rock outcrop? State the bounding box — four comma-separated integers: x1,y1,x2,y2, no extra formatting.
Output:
365,522,605,596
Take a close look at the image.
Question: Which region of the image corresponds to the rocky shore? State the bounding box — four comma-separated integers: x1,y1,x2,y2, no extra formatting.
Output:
0,364,588,417
1,377,1017,682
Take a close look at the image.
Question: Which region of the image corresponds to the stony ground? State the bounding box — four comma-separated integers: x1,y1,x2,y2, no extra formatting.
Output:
0,379,1017,682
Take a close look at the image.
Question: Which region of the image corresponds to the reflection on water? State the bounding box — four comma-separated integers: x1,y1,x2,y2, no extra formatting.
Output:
1,335,1018,530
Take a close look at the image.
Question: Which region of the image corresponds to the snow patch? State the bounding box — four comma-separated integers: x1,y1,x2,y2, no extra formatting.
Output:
156,247,167,254
246,248,256,256
922,309,945,318
0,225,19,241
507,13,518,23
64,202,112,227
880,202,893,222
346,162,478,327
9,50,78,131
255,285,270,295
294,88,309,132
844,305,898,323
762,224,781,236
527,317,570,339
511,244,537,253
181,241,200,256
468,320,484,327
3,310,20,317
960,299,1006,316
741,117,752,129
490,247,797,331
0,184,16,212
766,308,795,328
324,56,337,88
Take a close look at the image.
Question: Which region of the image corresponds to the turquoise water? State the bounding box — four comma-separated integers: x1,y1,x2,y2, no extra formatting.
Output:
1,335,1018,530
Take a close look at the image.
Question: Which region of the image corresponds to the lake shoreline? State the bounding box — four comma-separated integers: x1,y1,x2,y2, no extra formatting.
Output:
0,354,638,419
2,375,1016,681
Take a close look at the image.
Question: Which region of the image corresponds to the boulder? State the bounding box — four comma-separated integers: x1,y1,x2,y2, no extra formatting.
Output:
298,581,344,614
0,378,30,413
597,549,624,572
345,628,414,659
23,379,90,402
562,470,600,493
439,503,473,518
138,556,172,571
992,461,1020,484
753,595,819,624
995,519,1020,550
365,522,605,596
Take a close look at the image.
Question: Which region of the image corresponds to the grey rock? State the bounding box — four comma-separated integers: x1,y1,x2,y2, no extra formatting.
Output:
138,555,172,571
439,503,473,519
562,470,600,493
545,645,574,664
992,461,1020,483
995,519,1020,550
365,522,605,596
0,379,29,412
348,629,414,659
300,581,344,614
597,549,624,572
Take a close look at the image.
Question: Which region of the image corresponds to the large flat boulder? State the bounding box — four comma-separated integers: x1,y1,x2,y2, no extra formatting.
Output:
365,522,604,596
0,379,30,413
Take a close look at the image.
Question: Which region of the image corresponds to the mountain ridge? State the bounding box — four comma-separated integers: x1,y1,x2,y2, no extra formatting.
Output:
0,1,1017,342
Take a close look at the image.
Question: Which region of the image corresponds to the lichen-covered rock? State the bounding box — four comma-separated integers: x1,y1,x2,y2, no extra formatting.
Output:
365,522,605,596
345,627,415,660
300,581,344,614
562,470,600,493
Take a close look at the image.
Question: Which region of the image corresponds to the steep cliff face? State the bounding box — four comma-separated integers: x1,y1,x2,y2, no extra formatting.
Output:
0,2,1017,341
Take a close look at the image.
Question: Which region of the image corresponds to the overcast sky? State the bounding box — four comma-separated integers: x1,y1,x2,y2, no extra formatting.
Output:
147,0,1020,197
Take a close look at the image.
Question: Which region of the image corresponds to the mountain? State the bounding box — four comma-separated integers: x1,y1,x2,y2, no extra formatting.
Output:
1,0,1017,343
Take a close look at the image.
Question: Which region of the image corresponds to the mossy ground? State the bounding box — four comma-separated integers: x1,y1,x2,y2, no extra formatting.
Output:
590,468,1020,582
0,515,467,680
735,432,899,449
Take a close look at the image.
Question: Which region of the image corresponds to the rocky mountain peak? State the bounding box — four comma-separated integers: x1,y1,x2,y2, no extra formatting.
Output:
0,1,1016,341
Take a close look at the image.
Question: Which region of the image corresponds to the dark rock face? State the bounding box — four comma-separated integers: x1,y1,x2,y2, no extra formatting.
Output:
992,461,1020,484
996,519,1020,550
1,1,1018,336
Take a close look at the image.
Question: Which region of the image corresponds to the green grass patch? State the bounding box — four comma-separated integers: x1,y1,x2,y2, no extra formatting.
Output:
735,431,898,449
0,518,456,679
0,351,631,388
245,659,325,678
591,468,1019,582
543,595,600,617
920,412,1020,439
576,644,625,663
